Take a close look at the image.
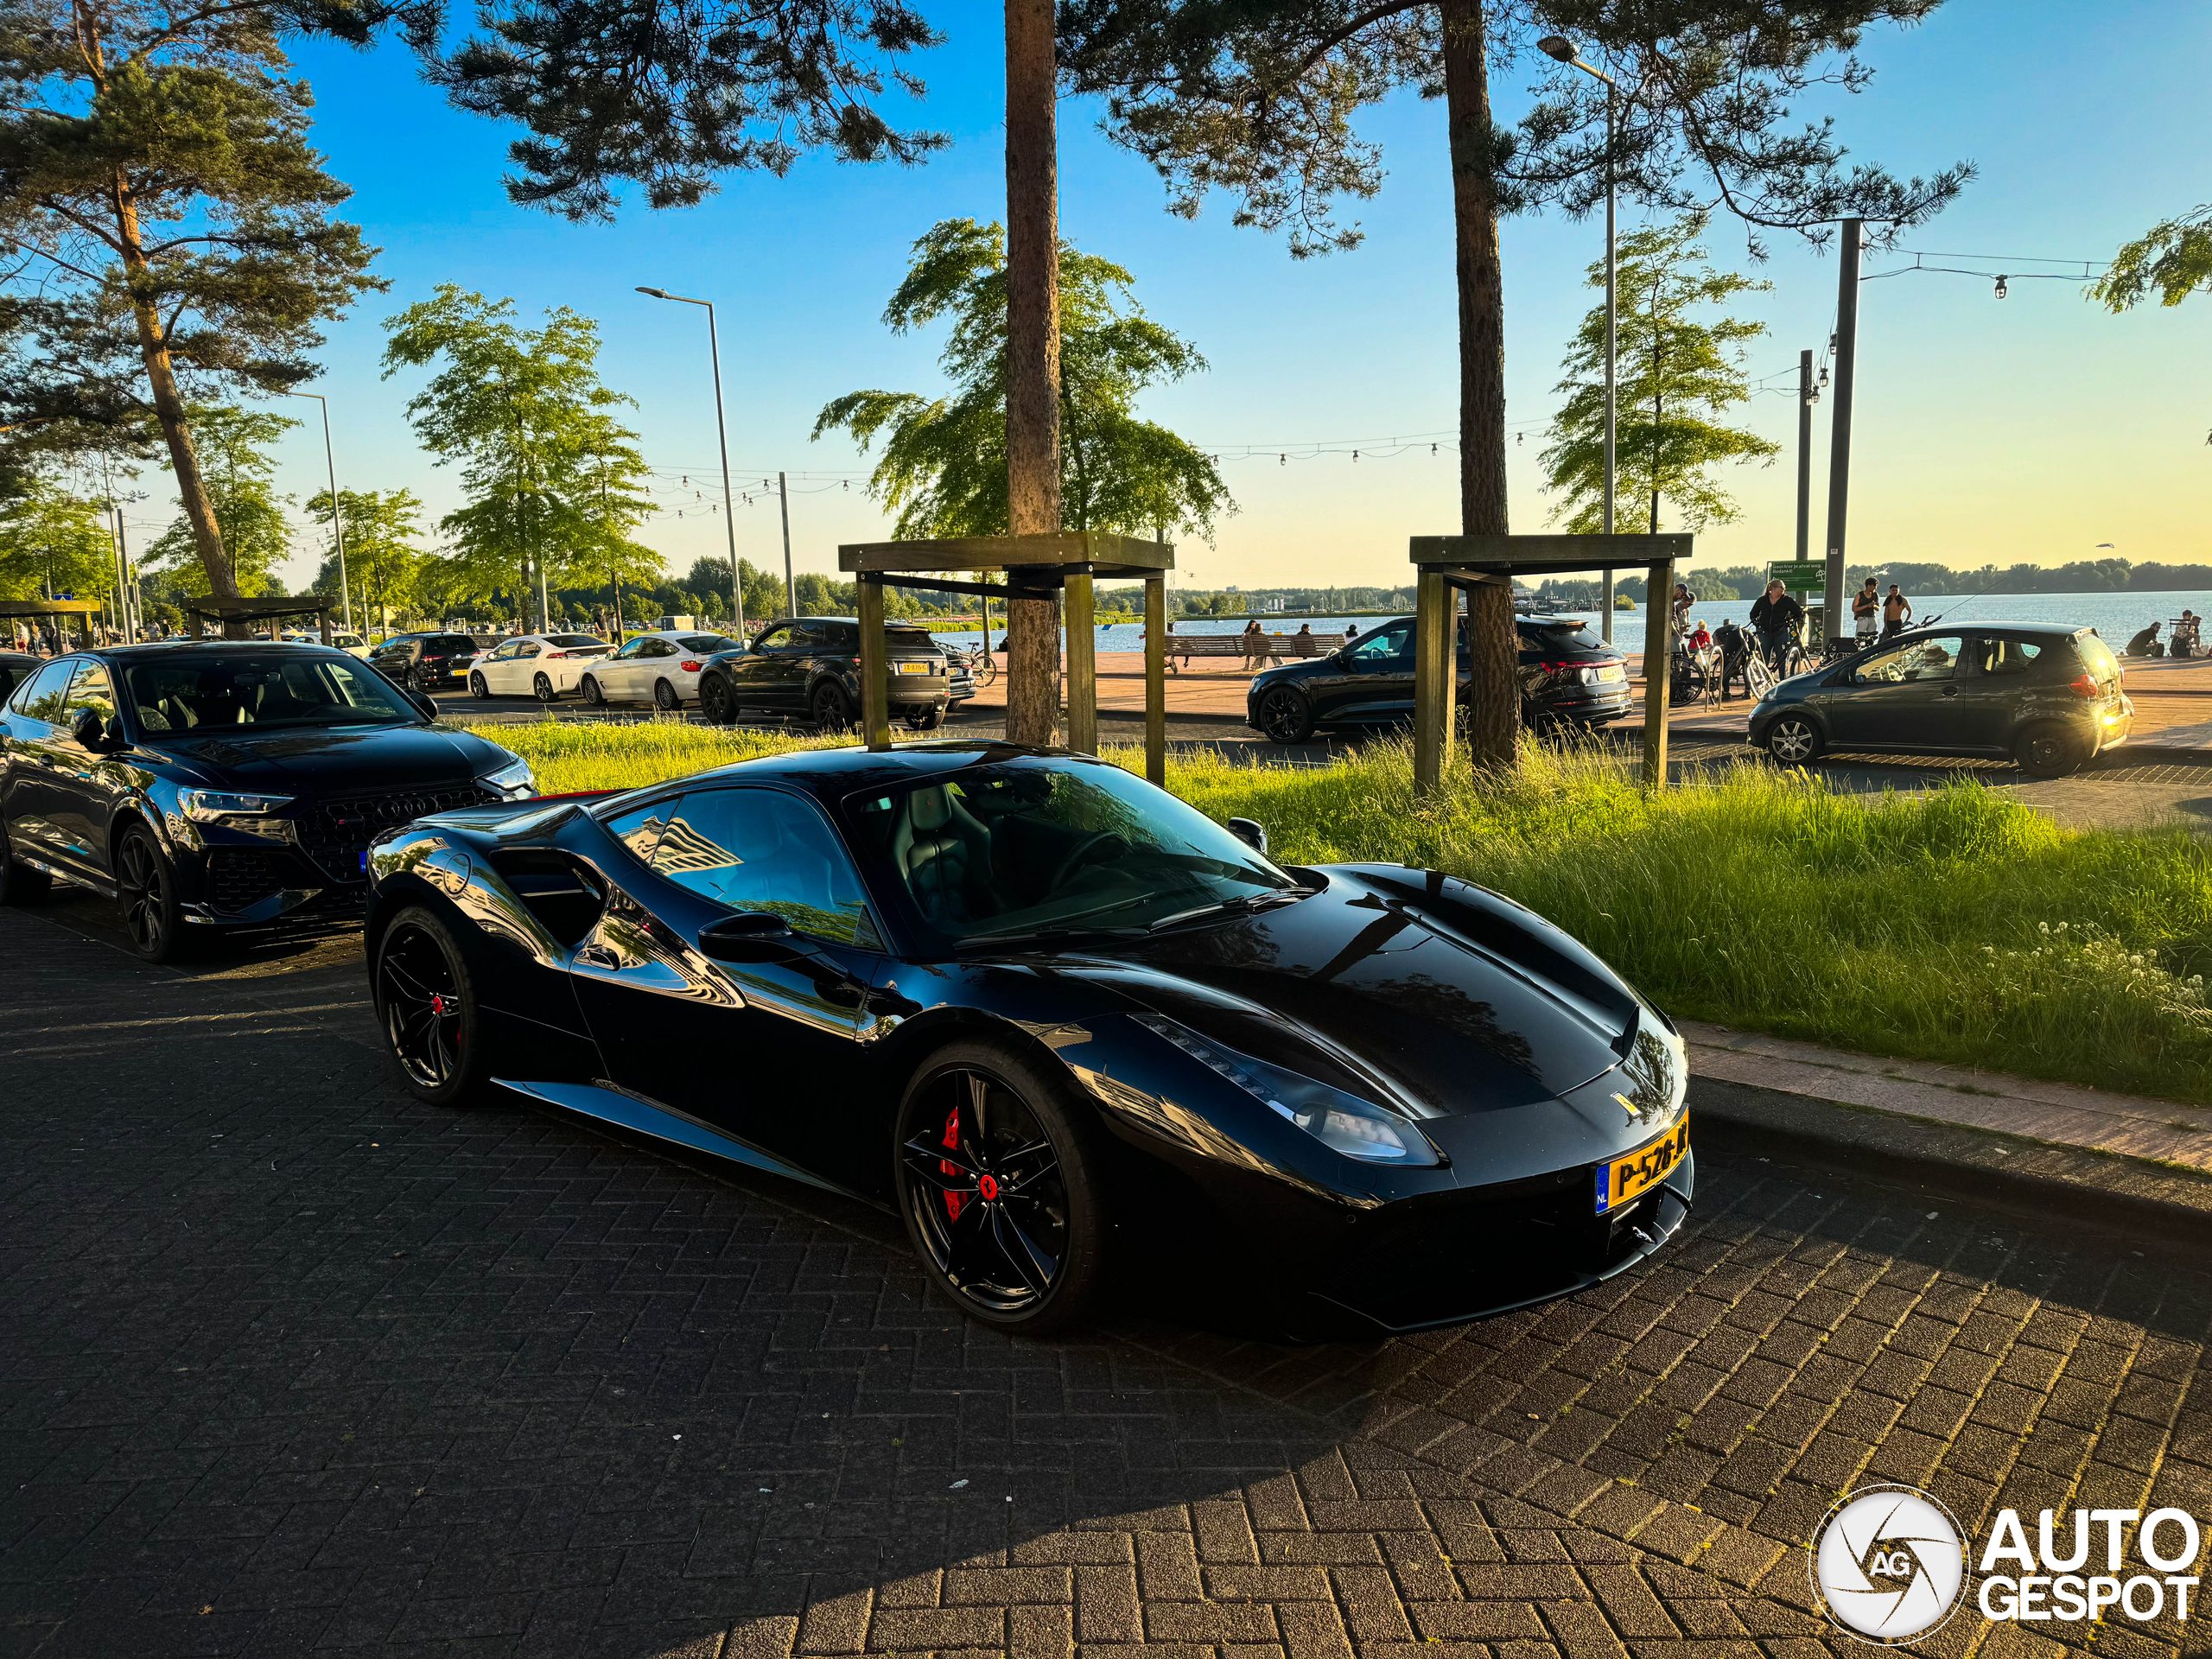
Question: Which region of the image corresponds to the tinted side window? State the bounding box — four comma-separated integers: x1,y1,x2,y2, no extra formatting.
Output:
602,800,672,863
11,660,76,721
652,788,879,947
63,661,117,720
1347,622,1411,664
1976,638,2044,677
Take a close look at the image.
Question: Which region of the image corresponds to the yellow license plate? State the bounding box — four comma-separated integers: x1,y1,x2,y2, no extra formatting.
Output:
1596,663,1626,683
895,661,931,674
1597,1119,1688,1214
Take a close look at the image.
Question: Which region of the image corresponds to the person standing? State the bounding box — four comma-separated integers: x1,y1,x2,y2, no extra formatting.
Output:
1882,584,1912,640
1852,577,1879,650
1749,580,1804,673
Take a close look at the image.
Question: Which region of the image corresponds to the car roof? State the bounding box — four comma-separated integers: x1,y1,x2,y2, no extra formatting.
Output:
595,741,1102,807
1894,621,2089,639
79,641,359,663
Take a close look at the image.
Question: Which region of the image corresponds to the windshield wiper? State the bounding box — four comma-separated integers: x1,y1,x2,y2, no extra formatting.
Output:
1144,887,1313,933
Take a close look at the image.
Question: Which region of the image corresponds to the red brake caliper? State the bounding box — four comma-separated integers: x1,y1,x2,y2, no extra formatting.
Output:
940,1106,967,1221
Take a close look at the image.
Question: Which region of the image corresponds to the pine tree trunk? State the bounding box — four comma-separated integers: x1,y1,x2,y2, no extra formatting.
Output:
1002,0,1063,747
111,175,239,630
1440,0,1516,770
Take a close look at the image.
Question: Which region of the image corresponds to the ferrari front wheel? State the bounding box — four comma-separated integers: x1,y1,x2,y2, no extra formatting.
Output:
374,907,491,1106
895,1039,1107,1334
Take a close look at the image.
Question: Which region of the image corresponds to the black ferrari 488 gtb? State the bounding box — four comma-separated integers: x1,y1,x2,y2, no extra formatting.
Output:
364,743,1692,1336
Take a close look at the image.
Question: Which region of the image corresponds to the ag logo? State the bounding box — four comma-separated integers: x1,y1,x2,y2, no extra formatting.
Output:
1811,1484,1968,1644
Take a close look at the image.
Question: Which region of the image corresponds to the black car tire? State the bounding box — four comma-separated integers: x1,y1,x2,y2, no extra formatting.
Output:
408,663,433,693
580,675,605,708
905,705,945,732
1763,712,1823,766
812,683,853,734
0,829,51,906
2016,721,2086,779
468,671,489,699
1256,685,1315,744
533,671,557,702
115,822,190,963
894,1038,1108,1334
373,906,491,1107
699,673,737,726
653,677,680,712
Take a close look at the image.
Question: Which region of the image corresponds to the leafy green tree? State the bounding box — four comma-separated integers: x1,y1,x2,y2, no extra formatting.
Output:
1057,0,1969,766
0,482,115,601
381,287,659,630
815,218,1231,540
0,0,382,605
2094,207,2212,312
1541,214,1778,537
307,488,428,632
145,405,297,594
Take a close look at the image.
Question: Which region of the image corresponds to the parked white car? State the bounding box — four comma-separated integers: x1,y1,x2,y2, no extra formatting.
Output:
279,630,373,658
578,629,743,710
466,632,619,701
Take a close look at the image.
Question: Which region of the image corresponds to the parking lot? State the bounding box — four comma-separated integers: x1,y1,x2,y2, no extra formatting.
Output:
5,890,2207,1658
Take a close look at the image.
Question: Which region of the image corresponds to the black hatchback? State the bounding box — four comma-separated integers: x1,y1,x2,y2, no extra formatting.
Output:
369,631,481,691
1248,613,1631,743
1746,622,2133,778
0,644,535,960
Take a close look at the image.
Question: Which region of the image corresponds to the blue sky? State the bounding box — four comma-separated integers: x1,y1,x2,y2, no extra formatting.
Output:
149,0,2209,595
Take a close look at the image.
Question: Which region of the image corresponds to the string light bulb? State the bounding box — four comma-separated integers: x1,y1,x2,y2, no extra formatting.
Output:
1993,275,2009,299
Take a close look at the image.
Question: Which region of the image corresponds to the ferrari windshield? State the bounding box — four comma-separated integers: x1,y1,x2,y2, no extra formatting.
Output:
845,759,1298,947
123,652,423,731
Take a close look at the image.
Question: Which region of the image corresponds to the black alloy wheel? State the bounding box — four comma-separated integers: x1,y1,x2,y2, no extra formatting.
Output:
1257,684,1315,744
1764,712,1822,766
375,907,488,1105
115,823,188,963
2016,721,2085,779
533,671,557,702
0,828,51,906
468,671,489,699
580,675,605,707
699,673,737,726
812,683,853,734
410,663,435,693
905,705,945,731
652,677,680,712
895,1040,1105,1332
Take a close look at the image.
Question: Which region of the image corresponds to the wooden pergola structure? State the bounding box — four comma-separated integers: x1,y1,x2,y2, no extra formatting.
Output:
837,532,1177,784
0,598,101,652
183,594,338,644
1409,533,1693,792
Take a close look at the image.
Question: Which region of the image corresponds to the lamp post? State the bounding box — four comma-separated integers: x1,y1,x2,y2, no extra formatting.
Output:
1539,35,1618,641
635,287,746,635
280,391,353,635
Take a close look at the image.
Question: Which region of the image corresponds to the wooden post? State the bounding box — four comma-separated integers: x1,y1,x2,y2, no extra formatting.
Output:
317,607,333,647
1065,570,1096,754
1440,581,1460,767
1144,574,1166,785
857,575,891,751
1639,558,1673,789
188,605,205,640
1412,569,1448,793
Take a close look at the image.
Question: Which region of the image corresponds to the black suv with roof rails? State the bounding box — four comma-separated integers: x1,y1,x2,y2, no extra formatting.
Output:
369,630,481,691
1747,621,2132,777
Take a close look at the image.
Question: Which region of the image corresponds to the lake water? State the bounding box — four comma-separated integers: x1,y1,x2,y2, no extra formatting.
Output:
926,592,2207,658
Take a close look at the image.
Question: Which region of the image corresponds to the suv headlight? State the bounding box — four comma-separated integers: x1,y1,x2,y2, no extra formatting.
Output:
178,789,295,821
478,754,536,799
1132,1014,1438,1165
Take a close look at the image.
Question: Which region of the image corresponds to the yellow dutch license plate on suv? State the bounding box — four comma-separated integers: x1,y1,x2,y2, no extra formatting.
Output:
1596,1119,1688,1214
895,661,933,674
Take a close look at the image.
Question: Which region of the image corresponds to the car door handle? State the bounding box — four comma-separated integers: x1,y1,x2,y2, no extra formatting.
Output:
575,944,620,970
1942,685,1959,696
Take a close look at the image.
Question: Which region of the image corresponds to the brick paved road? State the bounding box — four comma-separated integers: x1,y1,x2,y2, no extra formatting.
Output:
4,899,2209,1658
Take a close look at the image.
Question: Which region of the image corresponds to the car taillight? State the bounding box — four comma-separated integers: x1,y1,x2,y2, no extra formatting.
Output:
2069,674,2101,698
544,651,569,658
680,659,702,672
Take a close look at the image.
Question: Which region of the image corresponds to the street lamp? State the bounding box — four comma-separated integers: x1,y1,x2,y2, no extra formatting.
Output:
280,391,353,636
636,286,746,636
1539,35,1619,641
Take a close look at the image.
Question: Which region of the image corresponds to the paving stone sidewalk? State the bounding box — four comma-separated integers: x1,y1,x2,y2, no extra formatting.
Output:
3,905,2209,1658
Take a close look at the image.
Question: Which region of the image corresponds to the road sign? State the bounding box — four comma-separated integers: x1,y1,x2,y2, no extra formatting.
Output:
1766,561,1825,588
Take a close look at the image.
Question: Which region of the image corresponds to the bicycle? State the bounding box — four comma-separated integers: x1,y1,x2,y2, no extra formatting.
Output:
961,645,997,689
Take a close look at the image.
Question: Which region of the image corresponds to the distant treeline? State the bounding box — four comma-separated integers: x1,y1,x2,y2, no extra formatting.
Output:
1532,558,2212,607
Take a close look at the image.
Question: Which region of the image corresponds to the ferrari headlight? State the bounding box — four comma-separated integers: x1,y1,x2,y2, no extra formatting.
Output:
477,754,536,799
178,789,295,822
1131,1014,1438,1166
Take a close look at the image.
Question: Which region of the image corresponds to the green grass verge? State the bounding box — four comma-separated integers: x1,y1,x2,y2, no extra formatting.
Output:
462,715,2212,1105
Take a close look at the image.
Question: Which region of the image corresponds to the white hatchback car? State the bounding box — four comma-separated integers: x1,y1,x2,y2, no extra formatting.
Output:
578,629,743,710
467,632,619,702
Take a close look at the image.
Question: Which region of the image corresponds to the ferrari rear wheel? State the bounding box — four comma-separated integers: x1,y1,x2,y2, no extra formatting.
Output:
895,1039,1106,1334
375,906,490,1106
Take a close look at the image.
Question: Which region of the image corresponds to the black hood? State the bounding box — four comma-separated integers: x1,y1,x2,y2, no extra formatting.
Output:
146,723,510,792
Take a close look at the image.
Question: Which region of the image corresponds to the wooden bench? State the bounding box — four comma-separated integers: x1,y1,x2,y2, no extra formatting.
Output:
1154,632,1350,670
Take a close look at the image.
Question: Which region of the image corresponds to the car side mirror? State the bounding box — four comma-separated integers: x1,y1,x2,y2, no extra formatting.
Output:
410,691,439,719
699,911,798,962
71,708,110,750
1225,817,1268,855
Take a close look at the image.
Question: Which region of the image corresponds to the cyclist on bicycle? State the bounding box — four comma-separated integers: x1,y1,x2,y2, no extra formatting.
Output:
1750,581,1806,675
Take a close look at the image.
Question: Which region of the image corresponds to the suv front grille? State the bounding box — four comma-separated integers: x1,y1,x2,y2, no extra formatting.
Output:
295,783,493,883
206,848,302,913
